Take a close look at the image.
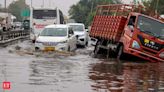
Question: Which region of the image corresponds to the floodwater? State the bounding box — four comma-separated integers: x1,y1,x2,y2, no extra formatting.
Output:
0,40,164,92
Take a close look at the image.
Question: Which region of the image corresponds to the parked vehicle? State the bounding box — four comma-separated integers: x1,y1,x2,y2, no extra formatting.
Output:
35,24,77,51
13,22,22,29
67,23,89,46
90,4,164,62
0,12,16,31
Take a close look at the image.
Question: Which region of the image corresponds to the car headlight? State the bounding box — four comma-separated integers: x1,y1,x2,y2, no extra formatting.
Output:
159,52,164,58
132,40,140,49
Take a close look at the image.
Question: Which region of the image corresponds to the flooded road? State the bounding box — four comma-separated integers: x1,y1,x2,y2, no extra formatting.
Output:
0,40,164,92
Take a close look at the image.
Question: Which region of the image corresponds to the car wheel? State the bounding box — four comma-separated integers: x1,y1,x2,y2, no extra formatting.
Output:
85,41,88,46
35,47,39,52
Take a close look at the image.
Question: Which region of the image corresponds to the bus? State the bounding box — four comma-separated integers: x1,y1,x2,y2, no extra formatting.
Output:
30,8,65,43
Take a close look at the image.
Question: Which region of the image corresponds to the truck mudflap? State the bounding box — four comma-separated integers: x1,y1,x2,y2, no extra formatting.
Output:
126,48,164,62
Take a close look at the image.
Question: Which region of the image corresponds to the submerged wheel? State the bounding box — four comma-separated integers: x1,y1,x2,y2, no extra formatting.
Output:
93,41,100,57
85,41,88,46
117,45,124,60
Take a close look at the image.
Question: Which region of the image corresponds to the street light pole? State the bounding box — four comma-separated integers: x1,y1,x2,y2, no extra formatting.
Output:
42,0,44,8
30,0,33,28
155,0,159,14
4,0,6,10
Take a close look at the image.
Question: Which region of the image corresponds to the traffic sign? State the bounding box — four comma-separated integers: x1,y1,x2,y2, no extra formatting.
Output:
21,9,30,17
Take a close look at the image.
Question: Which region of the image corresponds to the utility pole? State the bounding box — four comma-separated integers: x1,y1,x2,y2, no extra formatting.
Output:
155,0,159,14
42,0,44,8
30,0,33,28
90,1,94,13
4,0,7,11
56,7,60,24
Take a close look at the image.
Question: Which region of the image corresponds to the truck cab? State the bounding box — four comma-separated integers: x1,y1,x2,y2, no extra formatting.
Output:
90,4,164,62
122,13,164,62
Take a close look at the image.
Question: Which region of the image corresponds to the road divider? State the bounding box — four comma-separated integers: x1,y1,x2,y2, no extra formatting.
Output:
0,30,30,47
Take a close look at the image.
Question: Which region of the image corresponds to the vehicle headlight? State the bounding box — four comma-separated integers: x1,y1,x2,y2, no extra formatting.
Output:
132,40,140,49
159,52,164,58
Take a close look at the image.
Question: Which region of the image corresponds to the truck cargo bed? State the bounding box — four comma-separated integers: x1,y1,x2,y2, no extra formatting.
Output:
90,15,127,42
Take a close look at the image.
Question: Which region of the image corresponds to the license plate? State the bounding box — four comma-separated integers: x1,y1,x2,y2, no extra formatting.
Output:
44,47,55,51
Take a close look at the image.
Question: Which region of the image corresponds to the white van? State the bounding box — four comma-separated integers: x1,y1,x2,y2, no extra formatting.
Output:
67,23,89,46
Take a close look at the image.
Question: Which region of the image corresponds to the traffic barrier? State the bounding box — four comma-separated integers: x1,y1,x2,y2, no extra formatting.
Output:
0,30,30,46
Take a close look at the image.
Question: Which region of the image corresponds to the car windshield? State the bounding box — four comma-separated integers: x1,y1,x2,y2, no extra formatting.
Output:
137,16,164,39
69,25,84,31
40,28,67,36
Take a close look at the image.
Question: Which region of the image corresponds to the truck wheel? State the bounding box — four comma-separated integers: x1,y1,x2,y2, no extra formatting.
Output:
93,41,100,57
117,45,124,60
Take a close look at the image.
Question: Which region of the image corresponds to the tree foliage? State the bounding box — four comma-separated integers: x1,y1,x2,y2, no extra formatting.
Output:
8,0,29,21
143,0,164,15
69,0,121,26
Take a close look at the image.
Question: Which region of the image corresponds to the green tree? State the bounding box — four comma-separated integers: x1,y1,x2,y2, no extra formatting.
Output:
69,0,121,27
143,0,164,15
8,0,29,21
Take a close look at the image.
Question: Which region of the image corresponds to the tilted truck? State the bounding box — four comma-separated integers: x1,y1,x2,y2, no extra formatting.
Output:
89,4,164,62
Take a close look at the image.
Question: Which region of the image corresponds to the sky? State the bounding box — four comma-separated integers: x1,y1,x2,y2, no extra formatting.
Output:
0,0,80,16
0,0,133,16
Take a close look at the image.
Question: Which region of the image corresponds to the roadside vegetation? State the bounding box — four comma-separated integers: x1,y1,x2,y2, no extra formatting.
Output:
68,0,121,27
0,0,29,21
69,0,164,27
142,0,164,17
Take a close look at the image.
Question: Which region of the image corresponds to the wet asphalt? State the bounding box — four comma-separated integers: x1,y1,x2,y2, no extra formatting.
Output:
0,40,164,92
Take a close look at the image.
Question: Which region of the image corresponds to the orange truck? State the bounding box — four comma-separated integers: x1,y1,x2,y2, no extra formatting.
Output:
90,4,164,62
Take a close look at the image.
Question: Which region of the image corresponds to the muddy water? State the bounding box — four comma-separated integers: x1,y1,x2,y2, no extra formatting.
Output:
0,40,164,92
89,62,164,92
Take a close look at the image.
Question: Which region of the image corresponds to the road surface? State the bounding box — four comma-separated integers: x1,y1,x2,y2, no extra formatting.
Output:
0,40,164,92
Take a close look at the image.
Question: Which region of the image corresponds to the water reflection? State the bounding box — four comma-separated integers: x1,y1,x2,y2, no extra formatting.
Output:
89,61,164,92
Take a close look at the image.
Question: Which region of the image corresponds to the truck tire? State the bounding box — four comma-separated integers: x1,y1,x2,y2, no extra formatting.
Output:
93,41,100,57
117,45,124,60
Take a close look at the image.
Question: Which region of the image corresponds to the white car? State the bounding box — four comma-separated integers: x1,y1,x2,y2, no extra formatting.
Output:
67,23,89,46
35,24,77,51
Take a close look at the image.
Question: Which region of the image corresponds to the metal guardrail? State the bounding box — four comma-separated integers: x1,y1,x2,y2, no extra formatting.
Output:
0,30,30,46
